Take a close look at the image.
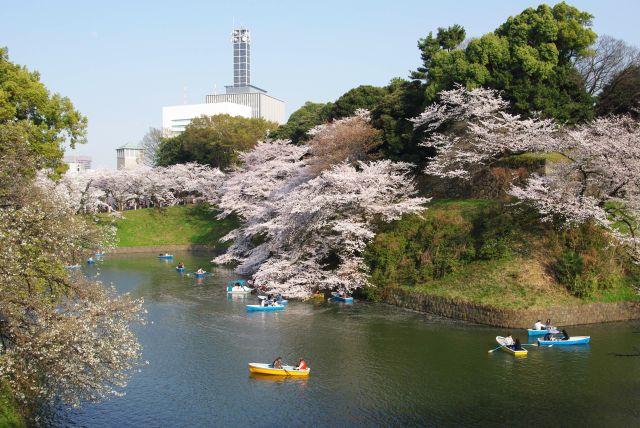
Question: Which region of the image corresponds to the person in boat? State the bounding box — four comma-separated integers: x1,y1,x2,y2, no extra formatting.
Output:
274,293,284,302
533,319,545,330
232,282,244,291
87,257,94,263
561,329,570,340
196,268,205,274
504,334,515,349
514,338,523,351
295,358,307,371
272,357,283,369
545,318,554,330
177,262,184,269
260,297,267,307
338,289,346,297
247,279,254,288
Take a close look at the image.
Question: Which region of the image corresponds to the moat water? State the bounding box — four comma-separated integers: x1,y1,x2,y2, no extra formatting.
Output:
53,252,640,427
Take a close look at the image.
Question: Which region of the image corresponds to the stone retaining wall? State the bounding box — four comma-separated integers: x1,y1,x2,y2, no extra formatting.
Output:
111,244,220,254
381,287,640,327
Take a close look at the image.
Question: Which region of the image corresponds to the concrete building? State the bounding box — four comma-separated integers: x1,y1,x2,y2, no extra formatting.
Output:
162,102,252,136
116,142,144,170
63,155,92,174
205,28,285,124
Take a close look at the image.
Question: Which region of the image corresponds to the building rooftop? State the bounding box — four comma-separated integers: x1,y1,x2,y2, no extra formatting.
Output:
117,142,142,150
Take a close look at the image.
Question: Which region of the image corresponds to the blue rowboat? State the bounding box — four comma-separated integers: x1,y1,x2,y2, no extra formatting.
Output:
330,292,353,303
87,259,95,265
195,272,206,278
176,267,185,272
527,328,559,336
276,299,288,305
246,304,285,312
65,264,81,269
158,254,173,259
537,336,590,346
95,252,106,257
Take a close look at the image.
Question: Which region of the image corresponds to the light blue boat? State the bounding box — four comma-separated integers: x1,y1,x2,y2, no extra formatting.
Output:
64,264,81,269
246,304,285,312
527,328,559,336
87,259,96,265
330,292,353,303
95,252,106,257
537,336,590,346
176,267,185,272
194,272,206,278
158,254,173,259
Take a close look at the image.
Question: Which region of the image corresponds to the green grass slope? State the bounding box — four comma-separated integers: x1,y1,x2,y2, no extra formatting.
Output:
0,380,25,427
365,199,640,309
109,204,238,248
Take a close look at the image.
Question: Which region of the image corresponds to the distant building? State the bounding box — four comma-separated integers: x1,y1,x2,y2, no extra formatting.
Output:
161,102,252,136
63,155,92,174
205,28,285,124
116,142,144,170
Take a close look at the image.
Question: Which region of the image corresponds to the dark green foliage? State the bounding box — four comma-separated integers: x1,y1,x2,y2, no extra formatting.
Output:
371,78,428,162
155,114,277,169
269,101,333,144
365,201,519,287
596,64,640,118
330,85,387,119
365,200,639,301
412,2,596,124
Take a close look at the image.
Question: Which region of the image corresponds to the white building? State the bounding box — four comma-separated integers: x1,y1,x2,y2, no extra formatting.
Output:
161,102,251,136
206,85,285,124
116,142,144,170
63,155,92,174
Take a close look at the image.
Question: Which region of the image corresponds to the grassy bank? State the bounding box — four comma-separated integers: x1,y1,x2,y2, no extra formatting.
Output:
0,380,25,427
107,204,238,248
365,199,640,309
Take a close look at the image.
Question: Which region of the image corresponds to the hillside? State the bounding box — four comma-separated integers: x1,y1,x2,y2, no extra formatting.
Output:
107,204,238,248
364,199,640,309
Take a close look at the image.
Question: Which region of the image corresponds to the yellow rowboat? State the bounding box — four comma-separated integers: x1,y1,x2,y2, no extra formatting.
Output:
496,336,528,357
248,363,310,377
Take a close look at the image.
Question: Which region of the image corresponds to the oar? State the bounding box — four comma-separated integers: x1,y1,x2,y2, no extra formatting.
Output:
488,345,504,353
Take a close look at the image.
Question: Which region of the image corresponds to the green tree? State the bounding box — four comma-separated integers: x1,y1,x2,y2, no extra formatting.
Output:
413,2,596,123
596,64,640,118
371,78,427,162
269,101,333,144
331,85,387,119
155,114,277,169
0,47,87,175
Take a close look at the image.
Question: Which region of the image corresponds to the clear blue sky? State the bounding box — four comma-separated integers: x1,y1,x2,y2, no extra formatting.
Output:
2,0,639,168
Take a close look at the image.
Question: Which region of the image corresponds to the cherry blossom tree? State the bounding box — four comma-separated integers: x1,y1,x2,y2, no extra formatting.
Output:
510,116,640,259
213,140,309,271
411,85,558,180
214,134,427,298
251,160,428,298
306,109,381,174
45,163,224,213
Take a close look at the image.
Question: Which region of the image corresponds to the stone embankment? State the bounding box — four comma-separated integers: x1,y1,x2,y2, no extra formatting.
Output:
381,287,640,327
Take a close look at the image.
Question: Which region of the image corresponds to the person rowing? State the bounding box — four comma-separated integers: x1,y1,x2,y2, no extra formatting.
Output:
295,358,307,371
503,334,515,348
196,268,205,274
272,356,283,369
533,319,545,330
177,262,184,269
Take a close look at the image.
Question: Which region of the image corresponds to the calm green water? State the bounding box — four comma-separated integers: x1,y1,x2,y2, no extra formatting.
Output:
53,252,639,427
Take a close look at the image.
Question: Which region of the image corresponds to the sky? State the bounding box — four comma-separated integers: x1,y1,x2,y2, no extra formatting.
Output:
2,0,639,169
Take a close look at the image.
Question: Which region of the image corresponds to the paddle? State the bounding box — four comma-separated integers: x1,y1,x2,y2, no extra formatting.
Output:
488,345,504,353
